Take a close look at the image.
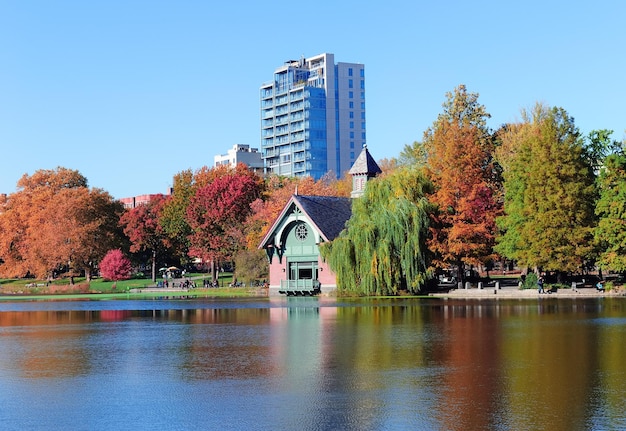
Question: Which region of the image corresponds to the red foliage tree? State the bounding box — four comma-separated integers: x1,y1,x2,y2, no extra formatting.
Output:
186,164,263,280
99,249,132,286
120,195,170,282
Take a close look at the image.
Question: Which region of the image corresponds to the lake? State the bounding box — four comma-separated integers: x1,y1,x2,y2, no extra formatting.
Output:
0,296,625,430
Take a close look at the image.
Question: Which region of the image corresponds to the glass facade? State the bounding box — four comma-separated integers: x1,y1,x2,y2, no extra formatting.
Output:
260,53,365,180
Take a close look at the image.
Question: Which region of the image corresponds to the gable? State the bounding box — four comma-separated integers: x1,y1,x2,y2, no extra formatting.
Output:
259,195,352,250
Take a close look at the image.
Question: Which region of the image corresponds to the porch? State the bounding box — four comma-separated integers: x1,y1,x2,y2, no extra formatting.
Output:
278,279,321,296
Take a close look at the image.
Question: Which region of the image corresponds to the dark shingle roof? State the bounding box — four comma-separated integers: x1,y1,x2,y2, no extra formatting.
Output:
349,145,382,176
294,195,352,241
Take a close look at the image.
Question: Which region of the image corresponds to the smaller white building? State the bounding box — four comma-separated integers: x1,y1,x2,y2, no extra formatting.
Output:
214,144,264,173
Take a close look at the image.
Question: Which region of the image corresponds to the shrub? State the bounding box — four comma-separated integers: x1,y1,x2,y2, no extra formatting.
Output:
522,272,538,290
99,249,132,282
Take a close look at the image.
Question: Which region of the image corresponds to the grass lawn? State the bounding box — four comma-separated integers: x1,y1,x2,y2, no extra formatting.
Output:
0,273,267,301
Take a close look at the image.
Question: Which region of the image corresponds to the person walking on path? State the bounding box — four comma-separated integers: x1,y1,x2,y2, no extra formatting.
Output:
537,275,545,294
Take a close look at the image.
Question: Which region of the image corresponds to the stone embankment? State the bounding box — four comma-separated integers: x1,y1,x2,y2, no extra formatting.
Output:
429,286,625,299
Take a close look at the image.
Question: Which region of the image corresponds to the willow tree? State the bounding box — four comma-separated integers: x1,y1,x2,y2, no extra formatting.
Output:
320,168,434,296
495,104,596,276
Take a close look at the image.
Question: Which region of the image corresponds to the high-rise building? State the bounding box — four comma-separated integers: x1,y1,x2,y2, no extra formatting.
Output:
260,53,365,179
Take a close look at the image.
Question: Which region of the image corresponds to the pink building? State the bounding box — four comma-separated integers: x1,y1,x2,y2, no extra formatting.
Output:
259,145,381,296
119,193,166,209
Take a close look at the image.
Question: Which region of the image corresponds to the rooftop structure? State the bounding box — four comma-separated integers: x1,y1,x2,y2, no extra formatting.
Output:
214,144,264,173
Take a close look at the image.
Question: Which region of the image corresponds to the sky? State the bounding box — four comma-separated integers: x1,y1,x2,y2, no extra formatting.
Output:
1,1,625,199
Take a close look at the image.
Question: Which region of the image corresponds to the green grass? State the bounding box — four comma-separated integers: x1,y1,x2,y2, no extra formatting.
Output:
0,272,267,300
0,288,264,301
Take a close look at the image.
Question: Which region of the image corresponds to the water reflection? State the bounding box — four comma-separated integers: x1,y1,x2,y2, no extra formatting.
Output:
0,298,625,430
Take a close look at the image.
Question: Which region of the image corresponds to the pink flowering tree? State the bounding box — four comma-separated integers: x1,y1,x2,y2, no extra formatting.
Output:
99,249,132,288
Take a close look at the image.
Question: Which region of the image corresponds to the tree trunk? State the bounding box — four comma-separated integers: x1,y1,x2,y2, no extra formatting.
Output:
151,249,157,282
211,259,218,284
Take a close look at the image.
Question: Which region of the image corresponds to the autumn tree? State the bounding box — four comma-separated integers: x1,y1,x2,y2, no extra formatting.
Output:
120,194,171,282
160,169,194,263
415,85,501,280
186,164,263,281
99,249,132,287
594,135,626,272
495,104,596,277
321,168,434,295
0,168,124,281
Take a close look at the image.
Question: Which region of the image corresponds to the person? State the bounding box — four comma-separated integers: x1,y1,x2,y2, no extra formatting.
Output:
596,281,605,292
537,275,545,294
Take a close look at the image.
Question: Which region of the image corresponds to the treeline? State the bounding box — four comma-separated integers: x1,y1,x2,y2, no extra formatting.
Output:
0,163,350,284
322,85,625,294
1,84,624,295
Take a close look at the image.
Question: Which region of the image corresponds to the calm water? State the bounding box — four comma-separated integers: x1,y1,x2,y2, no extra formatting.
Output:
0,296,625,431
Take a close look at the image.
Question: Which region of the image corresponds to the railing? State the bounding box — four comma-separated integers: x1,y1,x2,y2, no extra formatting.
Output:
279,279,321,295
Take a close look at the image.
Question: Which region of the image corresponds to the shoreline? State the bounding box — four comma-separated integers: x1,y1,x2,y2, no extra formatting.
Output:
428,286,626,299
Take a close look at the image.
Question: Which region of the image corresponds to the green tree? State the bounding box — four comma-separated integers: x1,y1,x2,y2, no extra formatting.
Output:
320,168,434,296
595,153,626,272
160,169,194,264
495,104,596,276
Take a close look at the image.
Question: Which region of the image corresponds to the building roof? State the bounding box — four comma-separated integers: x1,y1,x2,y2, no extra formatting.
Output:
294,195,352,241
259,194,352,248
349,145,382,176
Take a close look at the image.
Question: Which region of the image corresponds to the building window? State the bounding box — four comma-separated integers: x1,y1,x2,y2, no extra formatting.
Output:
360,80,365,89
350,141,354,149
348,68,353,76
350,132,354,139
350,121,354,129
349,91,353,99
360,69,364,78
360,92,365,99
350,112,354,119
361,122,365,129
295,223,308,241
349,101,354,109
349,79,353,88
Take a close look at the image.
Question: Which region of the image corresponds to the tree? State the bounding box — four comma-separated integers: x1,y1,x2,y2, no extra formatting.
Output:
0,168,124,281
321,168,434,295
99,249,132,287
120,194,170,282
160,169,194,263
584,129,622,174
420,85,501,280
495,104,596,276
594,153,626,272
186,164,263,281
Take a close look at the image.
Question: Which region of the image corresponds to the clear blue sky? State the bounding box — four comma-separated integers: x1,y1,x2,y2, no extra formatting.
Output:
1,1,624,199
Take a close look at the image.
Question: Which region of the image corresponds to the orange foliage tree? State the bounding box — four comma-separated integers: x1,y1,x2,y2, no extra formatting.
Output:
0,168,124,281
421,86,502,279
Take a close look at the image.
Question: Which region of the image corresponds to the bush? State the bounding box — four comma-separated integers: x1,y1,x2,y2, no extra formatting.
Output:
521,272,538,290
